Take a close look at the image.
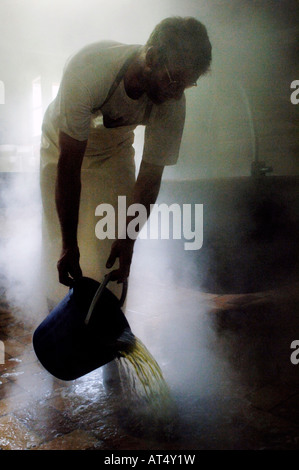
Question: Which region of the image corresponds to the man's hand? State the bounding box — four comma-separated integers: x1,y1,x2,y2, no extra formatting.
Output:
57,245,82,286
106,239,135,283
105,161,164,283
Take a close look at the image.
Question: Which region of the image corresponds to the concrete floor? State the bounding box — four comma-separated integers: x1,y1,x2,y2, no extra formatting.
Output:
0,272,299,450
0,173,298,450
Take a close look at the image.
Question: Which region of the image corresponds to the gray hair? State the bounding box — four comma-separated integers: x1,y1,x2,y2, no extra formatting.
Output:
146,16,212,78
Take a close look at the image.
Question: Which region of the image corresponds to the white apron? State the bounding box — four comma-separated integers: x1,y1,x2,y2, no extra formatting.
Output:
40,115,136,306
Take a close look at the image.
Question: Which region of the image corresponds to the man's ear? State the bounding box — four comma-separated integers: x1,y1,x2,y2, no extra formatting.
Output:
145,46,160,70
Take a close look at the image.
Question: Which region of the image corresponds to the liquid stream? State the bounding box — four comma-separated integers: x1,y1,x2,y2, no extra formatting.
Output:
115,331,176,428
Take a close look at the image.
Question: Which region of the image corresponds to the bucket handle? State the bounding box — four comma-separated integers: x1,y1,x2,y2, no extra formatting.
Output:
84,272,128,325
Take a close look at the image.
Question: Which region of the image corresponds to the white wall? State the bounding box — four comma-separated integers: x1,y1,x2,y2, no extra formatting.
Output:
0,0,298,177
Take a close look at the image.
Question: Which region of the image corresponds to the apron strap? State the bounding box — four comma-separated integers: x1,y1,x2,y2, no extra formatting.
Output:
142,101,153,125
100,46,143,109
93,46,153,124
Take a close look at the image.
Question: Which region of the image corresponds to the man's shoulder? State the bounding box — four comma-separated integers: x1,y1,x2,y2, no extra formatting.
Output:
77,40,127,56
65,41,140,72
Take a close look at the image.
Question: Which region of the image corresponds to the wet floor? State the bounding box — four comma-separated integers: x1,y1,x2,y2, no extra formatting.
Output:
0,268,299,450
0,175,298,450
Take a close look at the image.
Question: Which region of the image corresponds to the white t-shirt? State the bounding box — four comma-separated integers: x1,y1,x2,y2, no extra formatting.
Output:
43,41,186,166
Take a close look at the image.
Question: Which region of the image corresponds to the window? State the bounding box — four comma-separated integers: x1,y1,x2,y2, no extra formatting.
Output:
32,78,60,138
32,76,42,137
52,82,59,100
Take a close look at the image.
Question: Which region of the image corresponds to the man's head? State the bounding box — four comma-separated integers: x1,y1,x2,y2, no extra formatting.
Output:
142,16,212,104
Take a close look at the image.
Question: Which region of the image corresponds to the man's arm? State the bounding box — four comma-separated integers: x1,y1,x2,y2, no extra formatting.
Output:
56,131,87,286
106,160,164,282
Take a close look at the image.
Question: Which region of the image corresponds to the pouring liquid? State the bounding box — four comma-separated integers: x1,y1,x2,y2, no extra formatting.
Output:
118,335,171,407
111,330,177,439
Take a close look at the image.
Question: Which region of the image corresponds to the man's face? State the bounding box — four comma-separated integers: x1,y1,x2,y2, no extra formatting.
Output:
144,61,198,105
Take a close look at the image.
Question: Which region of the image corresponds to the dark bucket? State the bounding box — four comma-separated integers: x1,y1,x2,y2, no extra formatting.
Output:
33,274,134,381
